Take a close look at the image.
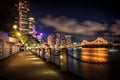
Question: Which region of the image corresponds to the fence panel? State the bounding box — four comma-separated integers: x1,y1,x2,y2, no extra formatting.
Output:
0,39,3,60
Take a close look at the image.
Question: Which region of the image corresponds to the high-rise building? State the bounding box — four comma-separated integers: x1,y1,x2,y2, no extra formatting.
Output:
47,34,55,48
18,0,30,34
55,33,61,48
60,34,66,47
65,35,72,47
29,17,35,35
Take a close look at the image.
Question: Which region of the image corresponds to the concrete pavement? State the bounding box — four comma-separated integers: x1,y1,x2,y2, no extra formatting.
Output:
0,51,85,80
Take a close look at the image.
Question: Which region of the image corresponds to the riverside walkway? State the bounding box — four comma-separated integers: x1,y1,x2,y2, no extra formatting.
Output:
0,51,84,80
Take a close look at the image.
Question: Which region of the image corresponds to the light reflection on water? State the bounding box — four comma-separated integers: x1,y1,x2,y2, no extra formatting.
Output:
81,48,108,62
68,48,120,80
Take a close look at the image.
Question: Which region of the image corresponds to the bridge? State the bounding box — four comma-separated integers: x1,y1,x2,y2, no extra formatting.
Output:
81,37,108,45
68,37,120,48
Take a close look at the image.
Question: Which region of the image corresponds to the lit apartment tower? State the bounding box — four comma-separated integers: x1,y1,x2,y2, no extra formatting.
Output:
55,33,61,48
47,34,55,48
29,17,35,35
65,35,72,47
60,34,66,47
18,0,30,34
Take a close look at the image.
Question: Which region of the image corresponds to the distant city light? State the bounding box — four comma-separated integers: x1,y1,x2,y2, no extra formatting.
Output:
73,42,77,45
40,33,43,36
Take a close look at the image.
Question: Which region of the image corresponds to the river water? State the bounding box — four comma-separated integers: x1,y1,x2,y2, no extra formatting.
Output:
67,48,120,80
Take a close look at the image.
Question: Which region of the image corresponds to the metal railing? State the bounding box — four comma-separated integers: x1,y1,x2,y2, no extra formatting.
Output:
0,39,20,60
31,47,120,72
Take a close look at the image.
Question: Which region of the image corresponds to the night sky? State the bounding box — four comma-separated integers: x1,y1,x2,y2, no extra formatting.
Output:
2,0,120,42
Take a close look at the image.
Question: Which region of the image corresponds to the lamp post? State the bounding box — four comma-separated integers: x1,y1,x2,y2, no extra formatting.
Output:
13,25,17,30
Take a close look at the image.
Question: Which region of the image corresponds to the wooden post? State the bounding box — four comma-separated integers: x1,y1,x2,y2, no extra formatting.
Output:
46,48,51,62
60,48,68,71
38,48,41,57
41,48,45,58
37,48,39,56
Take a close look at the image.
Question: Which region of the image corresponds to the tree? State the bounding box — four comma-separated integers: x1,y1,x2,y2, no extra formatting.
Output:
26,34,40,47
11,30,28,44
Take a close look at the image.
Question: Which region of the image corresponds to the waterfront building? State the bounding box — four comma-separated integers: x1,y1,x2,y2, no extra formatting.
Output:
47,35,55,48
18,0,30,34
29,17,35,35
65,35,72,47
55,33,61,48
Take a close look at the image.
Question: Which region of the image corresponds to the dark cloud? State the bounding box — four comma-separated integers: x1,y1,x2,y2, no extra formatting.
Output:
111,20,120,35
40,15,107,35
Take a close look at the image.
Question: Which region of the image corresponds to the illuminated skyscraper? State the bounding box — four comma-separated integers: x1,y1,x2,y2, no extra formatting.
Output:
55,33,61,48
18,0,30,34
60,34,66,47
55,33,72,48
47,35,55,48
65,35,72,47
29,17,35,35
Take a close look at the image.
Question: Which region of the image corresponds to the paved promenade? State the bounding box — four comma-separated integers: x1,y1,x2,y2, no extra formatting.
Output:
0,51,85,80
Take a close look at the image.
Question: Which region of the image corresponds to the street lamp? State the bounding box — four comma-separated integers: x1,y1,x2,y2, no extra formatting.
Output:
16,32,22,37
13,25,17,30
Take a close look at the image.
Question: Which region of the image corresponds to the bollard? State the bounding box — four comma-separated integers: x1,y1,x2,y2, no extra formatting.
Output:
38,48,41,57
41,48,45,58
39,48,42,57
60,48,68,71
35,48,37,55
46,48,51,62
37,48,39,56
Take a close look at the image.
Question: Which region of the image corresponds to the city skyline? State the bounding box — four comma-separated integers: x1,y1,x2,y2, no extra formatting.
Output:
0,0,120,42
29,0,120,41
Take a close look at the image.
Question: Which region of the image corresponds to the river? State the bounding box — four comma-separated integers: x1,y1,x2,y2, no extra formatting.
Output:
67,48,120,80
